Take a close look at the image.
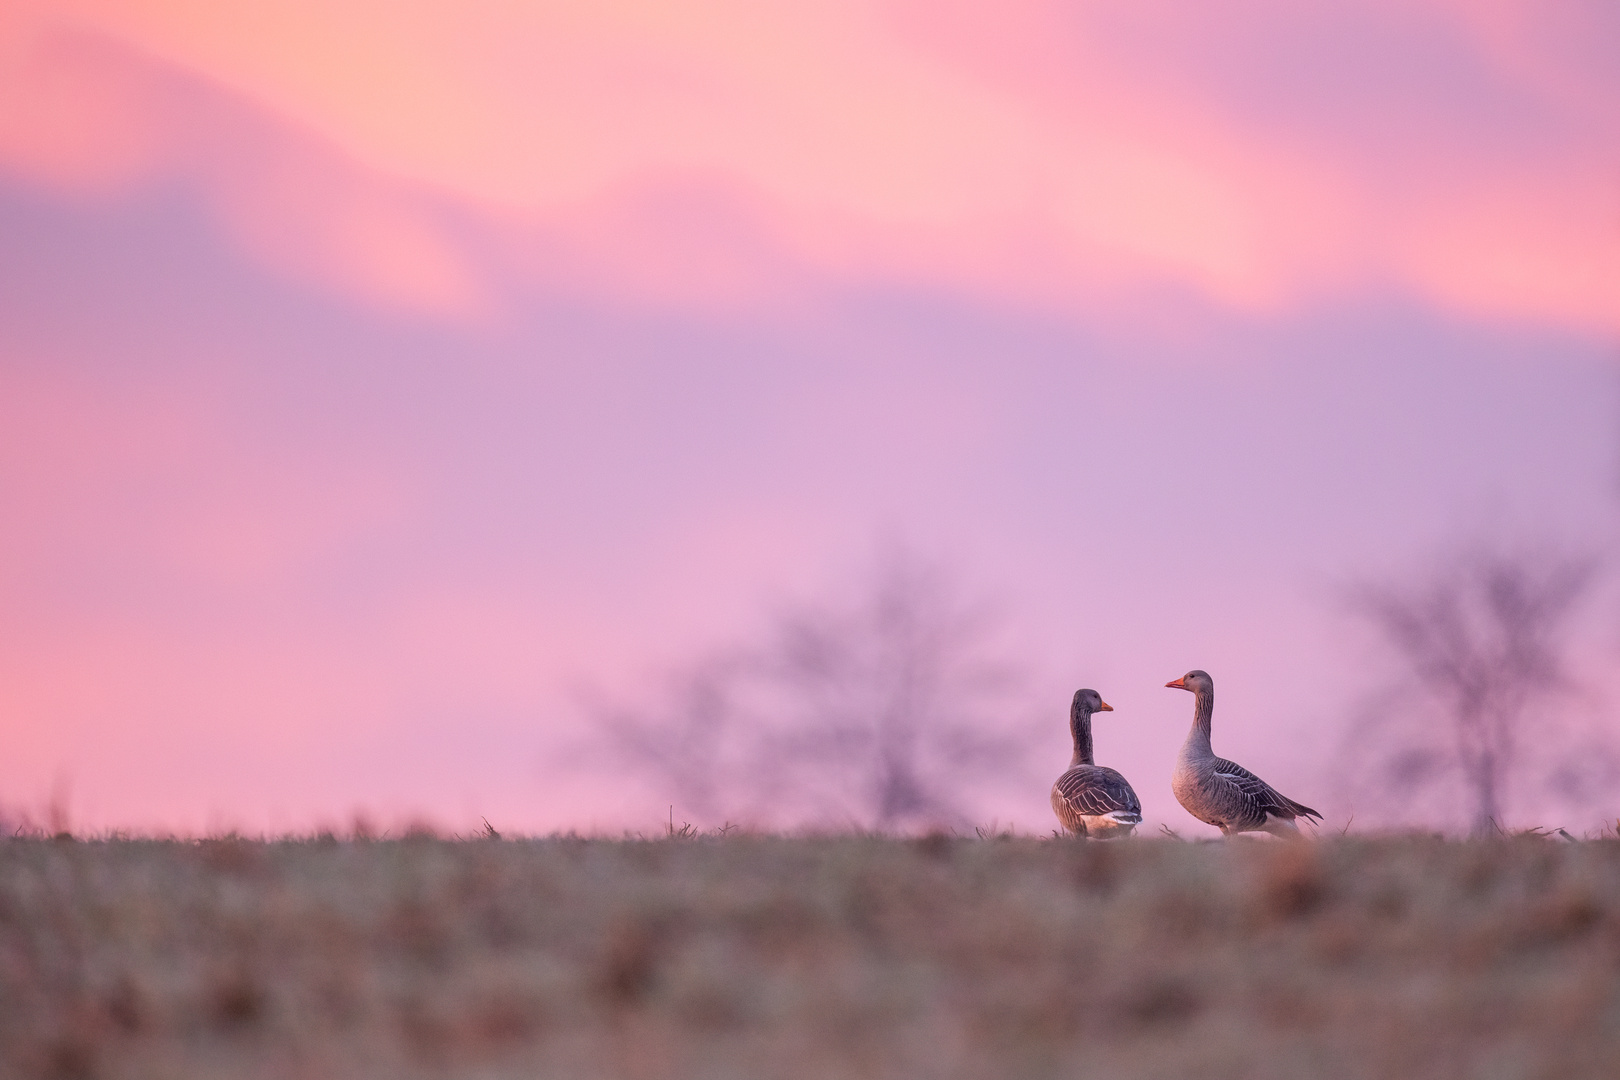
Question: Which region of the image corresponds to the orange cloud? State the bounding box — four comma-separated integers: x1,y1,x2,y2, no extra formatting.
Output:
0,8,486,315
3,1,1615,330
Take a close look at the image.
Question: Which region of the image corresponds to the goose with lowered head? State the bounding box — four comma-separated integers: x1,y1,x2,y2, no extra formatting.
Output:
1051,689,1142,839
1166,670,1320,838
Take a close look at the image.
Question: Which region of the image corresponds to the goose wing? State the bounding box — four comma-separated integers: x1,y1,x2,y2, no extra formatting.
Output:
1210,757,1321,822
1054,765,1142,817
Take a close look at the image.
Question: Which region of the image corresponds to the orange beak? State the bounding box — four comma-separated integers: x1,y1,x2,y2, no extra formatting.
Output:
1097,700,1114,712
1165,676,1186,689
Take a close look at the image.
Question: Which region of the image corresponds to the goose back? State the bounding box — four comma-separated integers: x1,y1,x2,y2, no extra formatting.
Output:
1052,765,1143,838
1172,755,1319,834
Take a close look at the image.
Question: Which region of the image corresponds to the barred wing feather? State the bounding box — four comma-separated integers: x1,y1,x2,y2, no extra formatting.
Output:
1053,765,1142,818
1211,758,1321,822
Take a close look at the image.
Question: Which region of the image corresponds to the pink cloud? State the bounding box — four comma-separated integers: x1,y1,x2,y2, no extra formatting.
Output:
5,2,1615,331
0,11,485,315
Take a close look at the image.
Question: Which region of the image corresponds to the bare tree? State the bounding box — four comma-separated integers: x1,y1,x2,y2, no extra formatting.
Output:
586,653,756,823
1348,546,1603,835
589,552,1040,831
755,555,1034,829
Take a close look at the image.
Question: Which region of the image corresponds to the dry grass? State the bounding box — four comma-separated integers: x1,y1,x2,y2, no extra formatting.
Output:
3,833,1619,1079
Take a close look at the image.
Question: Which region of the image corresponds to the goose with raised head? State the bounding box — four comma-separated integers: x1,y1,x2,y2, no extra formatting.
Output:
1166,670,1320,838
1051,689,1142,839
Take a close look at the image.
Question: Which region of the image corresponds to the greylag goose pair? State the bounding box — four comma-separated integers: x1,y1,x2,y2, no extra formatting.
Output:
1051,671,1319,839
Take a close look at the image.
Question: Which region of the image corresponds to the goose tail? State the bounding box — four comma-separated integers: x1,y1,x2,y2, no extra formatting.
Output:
1281,796,1322,822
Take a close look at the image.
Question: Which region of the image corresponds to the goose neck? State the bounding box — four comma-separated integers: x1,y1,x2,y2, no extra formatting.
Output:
1185,686,1214,753
1069,705,1095,768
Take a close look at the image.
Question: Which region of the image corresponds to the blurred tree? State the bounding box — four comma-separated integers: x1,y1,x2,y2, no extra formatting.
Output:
1349,547,1605,835
589,654,755,823
590,552,1040,831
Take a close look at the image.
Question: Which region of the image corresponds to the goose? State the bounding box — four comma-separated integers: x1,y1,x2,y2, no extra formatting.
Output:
1051,689,1143,839
1166,670,1320,838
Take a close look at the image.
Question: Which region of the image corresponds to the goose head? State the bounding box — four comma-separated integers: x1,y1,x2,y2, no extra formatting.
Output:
1072,688,1114,715
1164,670,1212,694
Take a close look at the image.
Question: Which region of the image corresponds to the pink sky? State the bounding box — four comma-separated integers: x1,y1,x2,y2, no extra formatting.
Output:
0,1,1617,834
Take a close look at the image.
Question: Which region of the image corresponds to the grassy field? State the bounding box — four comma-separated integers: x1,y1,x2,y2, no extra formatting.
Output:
3,833,1619,1080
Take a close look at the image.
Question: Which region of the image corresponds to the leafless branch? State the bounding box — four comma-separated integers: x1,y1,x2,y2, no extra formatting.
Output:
585,552,1041,831
1346,545,1603,834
